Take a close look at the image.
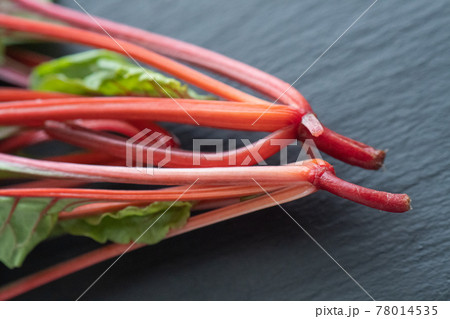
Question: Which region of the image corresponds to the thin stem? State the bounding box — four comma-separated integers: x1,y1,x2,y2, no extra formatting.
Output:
45,121,298,167
44,152,116,165
192,197,241,211
0,88,72,101
0,119,143,153
298,126,386,170
2,152,118,189
0,184,284,202
0,152,316,185
0,97,298,132
0,153,410,212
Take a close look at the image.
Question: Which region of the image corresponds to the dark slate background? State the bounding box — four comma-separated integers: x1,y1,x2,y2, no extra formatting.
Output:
1,0,449,300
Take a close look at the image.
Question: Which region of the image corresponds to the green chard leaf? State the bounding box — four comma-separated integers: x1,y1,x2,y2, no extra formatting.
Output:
58,201,191,245
0,197,192,269
0,197,83,269
30,49,213,99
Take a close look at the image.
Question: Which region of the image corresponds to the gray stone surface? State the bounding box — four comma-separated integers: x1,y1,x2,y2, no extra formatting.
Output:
2,0,449,300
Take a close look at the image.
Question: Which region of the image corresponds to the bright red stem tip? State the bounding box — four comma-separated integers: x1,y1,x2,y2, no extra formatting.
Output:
314,171,411,213
299,126,386,170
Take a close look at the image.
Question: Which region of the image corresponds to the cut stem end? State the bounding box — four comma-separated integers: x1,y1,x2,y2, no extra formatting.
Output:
315,171,411,213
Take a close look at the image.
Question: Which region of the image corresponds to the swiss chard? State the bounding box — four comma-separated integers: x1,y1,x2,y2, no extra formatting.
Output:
0,9,412,300
30,49,213,99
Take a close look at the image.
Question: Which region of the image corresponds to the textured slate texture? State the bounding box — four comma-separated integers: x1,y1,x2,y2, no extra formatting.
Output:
1,0,449,300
